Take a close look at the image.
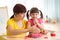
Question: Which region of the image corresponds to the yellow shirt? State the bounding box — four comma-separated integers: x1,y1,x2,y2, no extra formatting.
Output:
6,18,27,37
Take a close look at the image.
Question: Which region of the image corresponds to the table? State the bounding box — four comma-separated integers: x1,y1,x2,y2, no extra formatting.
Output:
2,34,60,40
43,23,59,32
1,23,60,40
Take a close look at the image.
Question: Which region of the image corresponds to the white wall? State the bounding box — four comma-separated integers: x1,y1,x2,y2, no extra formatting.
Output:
44,0,60,22
0,0,44,18
58,0,60,22
0,0,60,21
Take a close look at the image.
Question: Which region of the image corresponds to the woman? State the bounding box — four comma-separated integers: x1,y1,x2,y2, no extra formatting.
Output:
6,4,32,37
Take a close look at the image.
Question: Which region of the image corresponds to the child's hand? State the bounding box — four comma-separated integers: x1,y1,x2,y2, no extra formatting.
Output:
28,27,34,32
33,19,38,25
31,25,41,34
41,29,47,35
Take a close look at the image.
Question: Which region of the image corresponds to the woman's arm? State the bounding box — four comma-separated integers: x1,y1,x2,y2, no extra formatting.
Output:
7,25,30,35
27,22,33,32
27,22,32,28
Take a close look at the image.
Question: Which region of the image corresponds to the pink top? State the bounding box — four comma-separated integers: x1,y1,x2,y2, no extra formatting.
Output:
28,18,43,38
28,18,43,28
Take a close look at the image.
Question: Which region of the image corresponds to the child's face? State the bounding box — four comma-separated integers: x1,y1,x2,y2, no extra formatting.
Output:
30,13,39,19
15,13,25,20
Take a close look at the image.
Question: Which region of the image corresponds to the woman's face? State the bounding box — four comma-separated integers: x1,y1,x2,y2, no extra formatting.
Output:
15,13,25,20
30,13,39,19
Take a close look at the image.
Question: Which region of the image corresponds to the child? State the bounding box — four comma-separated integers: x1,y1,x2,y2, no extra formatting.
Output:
26,7,47,38
6,4,32,37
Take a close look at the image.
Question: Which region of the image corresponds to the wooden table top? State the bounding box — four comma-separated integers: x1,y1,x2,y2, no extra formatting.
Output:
1,34,60,40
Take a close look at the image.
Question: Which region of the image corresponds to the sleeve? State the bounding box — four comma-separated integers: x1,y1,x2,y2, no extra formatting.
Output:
38,18,43,24
27,19,32,24
7,20,10,26
25,21,27,29
6,19,14,29
23,20,27,29
7,19,13,26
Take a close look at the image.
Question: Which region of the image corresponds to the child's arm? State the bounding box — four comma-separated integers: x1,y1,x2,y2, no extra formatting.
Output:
33,19,47,34
36,22,47,34
33,19,43,29
27,22,41,34
7,25,31,35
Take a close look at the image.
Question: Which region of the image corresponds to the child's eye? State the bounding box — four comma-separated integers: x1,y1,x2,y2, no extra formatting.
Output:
36,14,37,15
35,14,38,15
32,14,34,15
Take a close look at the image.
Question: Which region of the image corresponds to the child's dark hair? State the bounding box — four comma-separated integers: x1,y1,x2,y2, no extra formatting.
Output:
39,10,43,19
10,4,26,19
26,7,43,19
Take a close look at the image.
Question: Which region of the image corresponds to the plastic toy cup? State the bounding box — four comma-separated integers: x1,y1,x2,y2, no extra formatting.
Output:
31,33,42,38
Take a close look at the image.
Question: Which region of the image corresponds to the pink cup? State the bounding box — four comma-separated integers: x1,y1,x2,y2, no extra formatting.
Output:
31,33,42,38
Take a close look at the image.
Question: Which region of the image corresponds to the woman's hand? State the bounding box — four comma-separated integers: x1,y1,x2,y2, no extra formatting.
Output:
27,25,36,33
32,28,41,34
28,27,34,32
